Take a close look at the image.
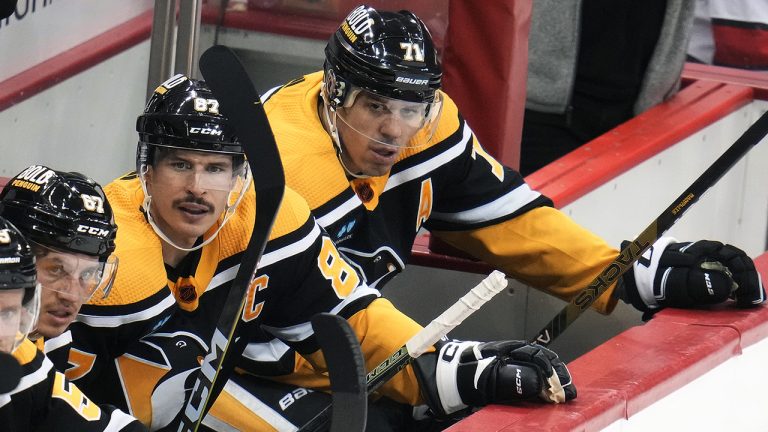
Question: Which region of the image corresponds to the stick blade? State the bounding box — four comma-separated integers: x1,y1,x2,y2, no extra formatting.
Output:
312,313,367,432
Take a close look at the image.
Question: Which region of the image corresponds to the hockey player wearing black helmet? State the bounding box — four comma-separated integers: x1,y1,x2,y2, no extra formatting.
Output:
0,166,118,340
0,215,145,431
319,5,443,177
53,74,489,431
0,217,39,354
263,3,764,422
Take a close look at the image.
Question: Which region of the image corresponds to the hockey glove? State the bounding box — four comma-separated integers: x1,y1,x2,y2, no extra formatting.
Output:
621,237,765,312
413,340,576,416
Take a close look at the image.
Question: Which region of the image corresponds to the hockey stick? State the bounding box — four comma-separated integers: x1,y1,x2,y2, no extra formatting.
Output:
177,45,285,432
532,109,768,347
300,270,508,432
311,313,368,432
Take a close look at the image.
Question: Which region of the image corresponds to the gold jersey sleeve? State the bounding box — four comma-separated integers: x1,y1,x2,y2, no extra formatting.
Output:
433,206,620,314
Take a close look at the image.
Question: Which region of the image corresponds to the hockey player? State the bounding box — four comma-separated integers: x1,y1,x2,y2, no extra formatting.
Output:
0,216,146,431
261,1,765,417
56,75,573,431
0,167,119,368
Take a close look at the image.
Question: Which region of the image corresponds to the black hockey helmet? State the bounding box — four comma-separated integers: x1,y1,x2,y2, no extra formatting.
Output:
137,74,243,158
0,216,40,353
0,166,117,258
324,4,442,109
0,217,36,293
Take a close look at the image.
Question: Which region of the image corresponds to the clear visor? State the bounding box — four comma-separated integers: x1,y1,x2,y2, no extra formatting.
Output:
33,242,119,302
335,87,443,149
0,285,40,354
149,149,248,193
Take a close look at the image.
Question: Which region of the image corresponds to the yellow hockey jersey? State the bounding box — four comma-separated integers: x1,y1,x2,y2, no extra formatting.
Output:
63,173,426,429
264,71,621,314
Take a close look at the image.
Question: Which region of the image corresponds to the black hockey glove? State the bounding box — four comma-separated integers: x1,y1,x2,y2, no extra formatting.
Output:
621,237,765,313
413,340,576,417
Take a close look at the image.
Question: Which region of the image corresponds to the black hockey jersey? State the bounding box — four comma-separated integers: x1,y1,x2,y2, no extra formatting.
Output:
264,71,621,314
0,338,145,432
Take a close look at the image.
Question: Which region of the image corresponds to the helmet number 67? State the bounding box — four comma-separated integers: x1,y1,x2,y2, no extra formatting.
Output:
80,194,105,214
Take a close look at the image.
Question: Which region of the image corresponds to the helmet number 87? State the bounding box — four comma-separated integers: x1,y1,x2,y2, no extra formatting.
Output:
194,98,220,115
400,42,424,62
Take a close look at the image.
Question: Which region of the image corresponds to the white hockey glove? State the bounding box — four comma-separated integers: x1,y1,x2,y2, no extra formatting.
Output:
413,340,576,417
621,237,765,313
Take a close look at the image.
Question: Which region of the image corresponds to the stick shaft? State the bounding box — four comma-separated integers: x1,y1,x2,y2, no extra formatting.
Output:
532,109,768,346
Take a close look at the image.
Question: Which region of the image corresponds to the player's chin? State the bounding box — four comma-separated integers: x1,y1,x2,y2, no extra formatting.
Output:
362,163,393,177
36,319,69,339
362,155,397,176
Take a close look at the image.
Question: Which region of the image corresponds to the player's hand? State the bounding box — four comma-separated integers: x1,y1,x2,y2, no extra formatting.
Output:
429,340,577,414
623,237,765,311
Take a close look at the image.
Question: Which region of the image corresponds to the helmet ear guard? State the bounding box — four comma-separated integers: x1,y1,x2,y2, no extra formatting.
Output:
322,67,348,112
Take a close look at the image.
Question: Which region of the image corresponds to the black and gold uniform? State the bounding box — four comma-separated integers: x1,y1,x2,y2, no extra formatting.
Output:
0,338,146,432
64,174,426,430
264,71,622,314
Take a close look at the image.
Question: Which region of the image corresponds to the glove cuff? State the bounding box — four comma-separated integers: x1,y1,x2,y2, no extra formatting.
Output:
622,236,677,312
412,340,474,418
435,340,480,415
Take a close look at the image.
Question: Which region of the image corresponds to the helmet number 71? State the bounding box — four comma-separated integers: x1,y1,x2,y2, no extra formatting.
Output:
400,42,424,62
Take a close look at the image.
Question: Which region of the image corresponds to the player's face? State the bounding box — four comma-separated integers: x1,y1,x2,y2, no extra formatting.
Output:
0,289,23,353
145,149,233,248
34,248,113,338
336,92,424,176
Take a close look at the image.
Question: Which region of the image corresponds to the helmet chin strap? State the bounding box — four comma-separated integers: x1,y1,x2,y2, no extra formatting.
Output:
319,87,370,180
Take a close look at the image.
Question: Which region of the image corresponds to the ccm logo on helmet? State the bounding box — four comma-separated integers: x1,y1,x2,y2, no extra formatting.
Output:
189,127,223,136
77,225,110,238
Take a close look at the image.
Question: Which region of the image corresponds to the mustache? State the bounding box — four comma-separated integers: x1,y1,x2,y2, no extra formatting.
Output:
173,195,215,212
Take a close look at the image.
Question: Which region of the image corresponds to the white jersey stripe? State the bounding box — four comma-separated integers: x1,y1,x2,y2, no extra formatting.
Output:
259,223,322,268
247,285,380,361
261,284,379,342
0,355,52,408
316,194,363,228
315,122,470,228
242,338,293,363
204,380,298,431
104,409,142,432
76,294,176,328
203,223,323,296
385,121,471,192
431,183,541,224
43,330,72,354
